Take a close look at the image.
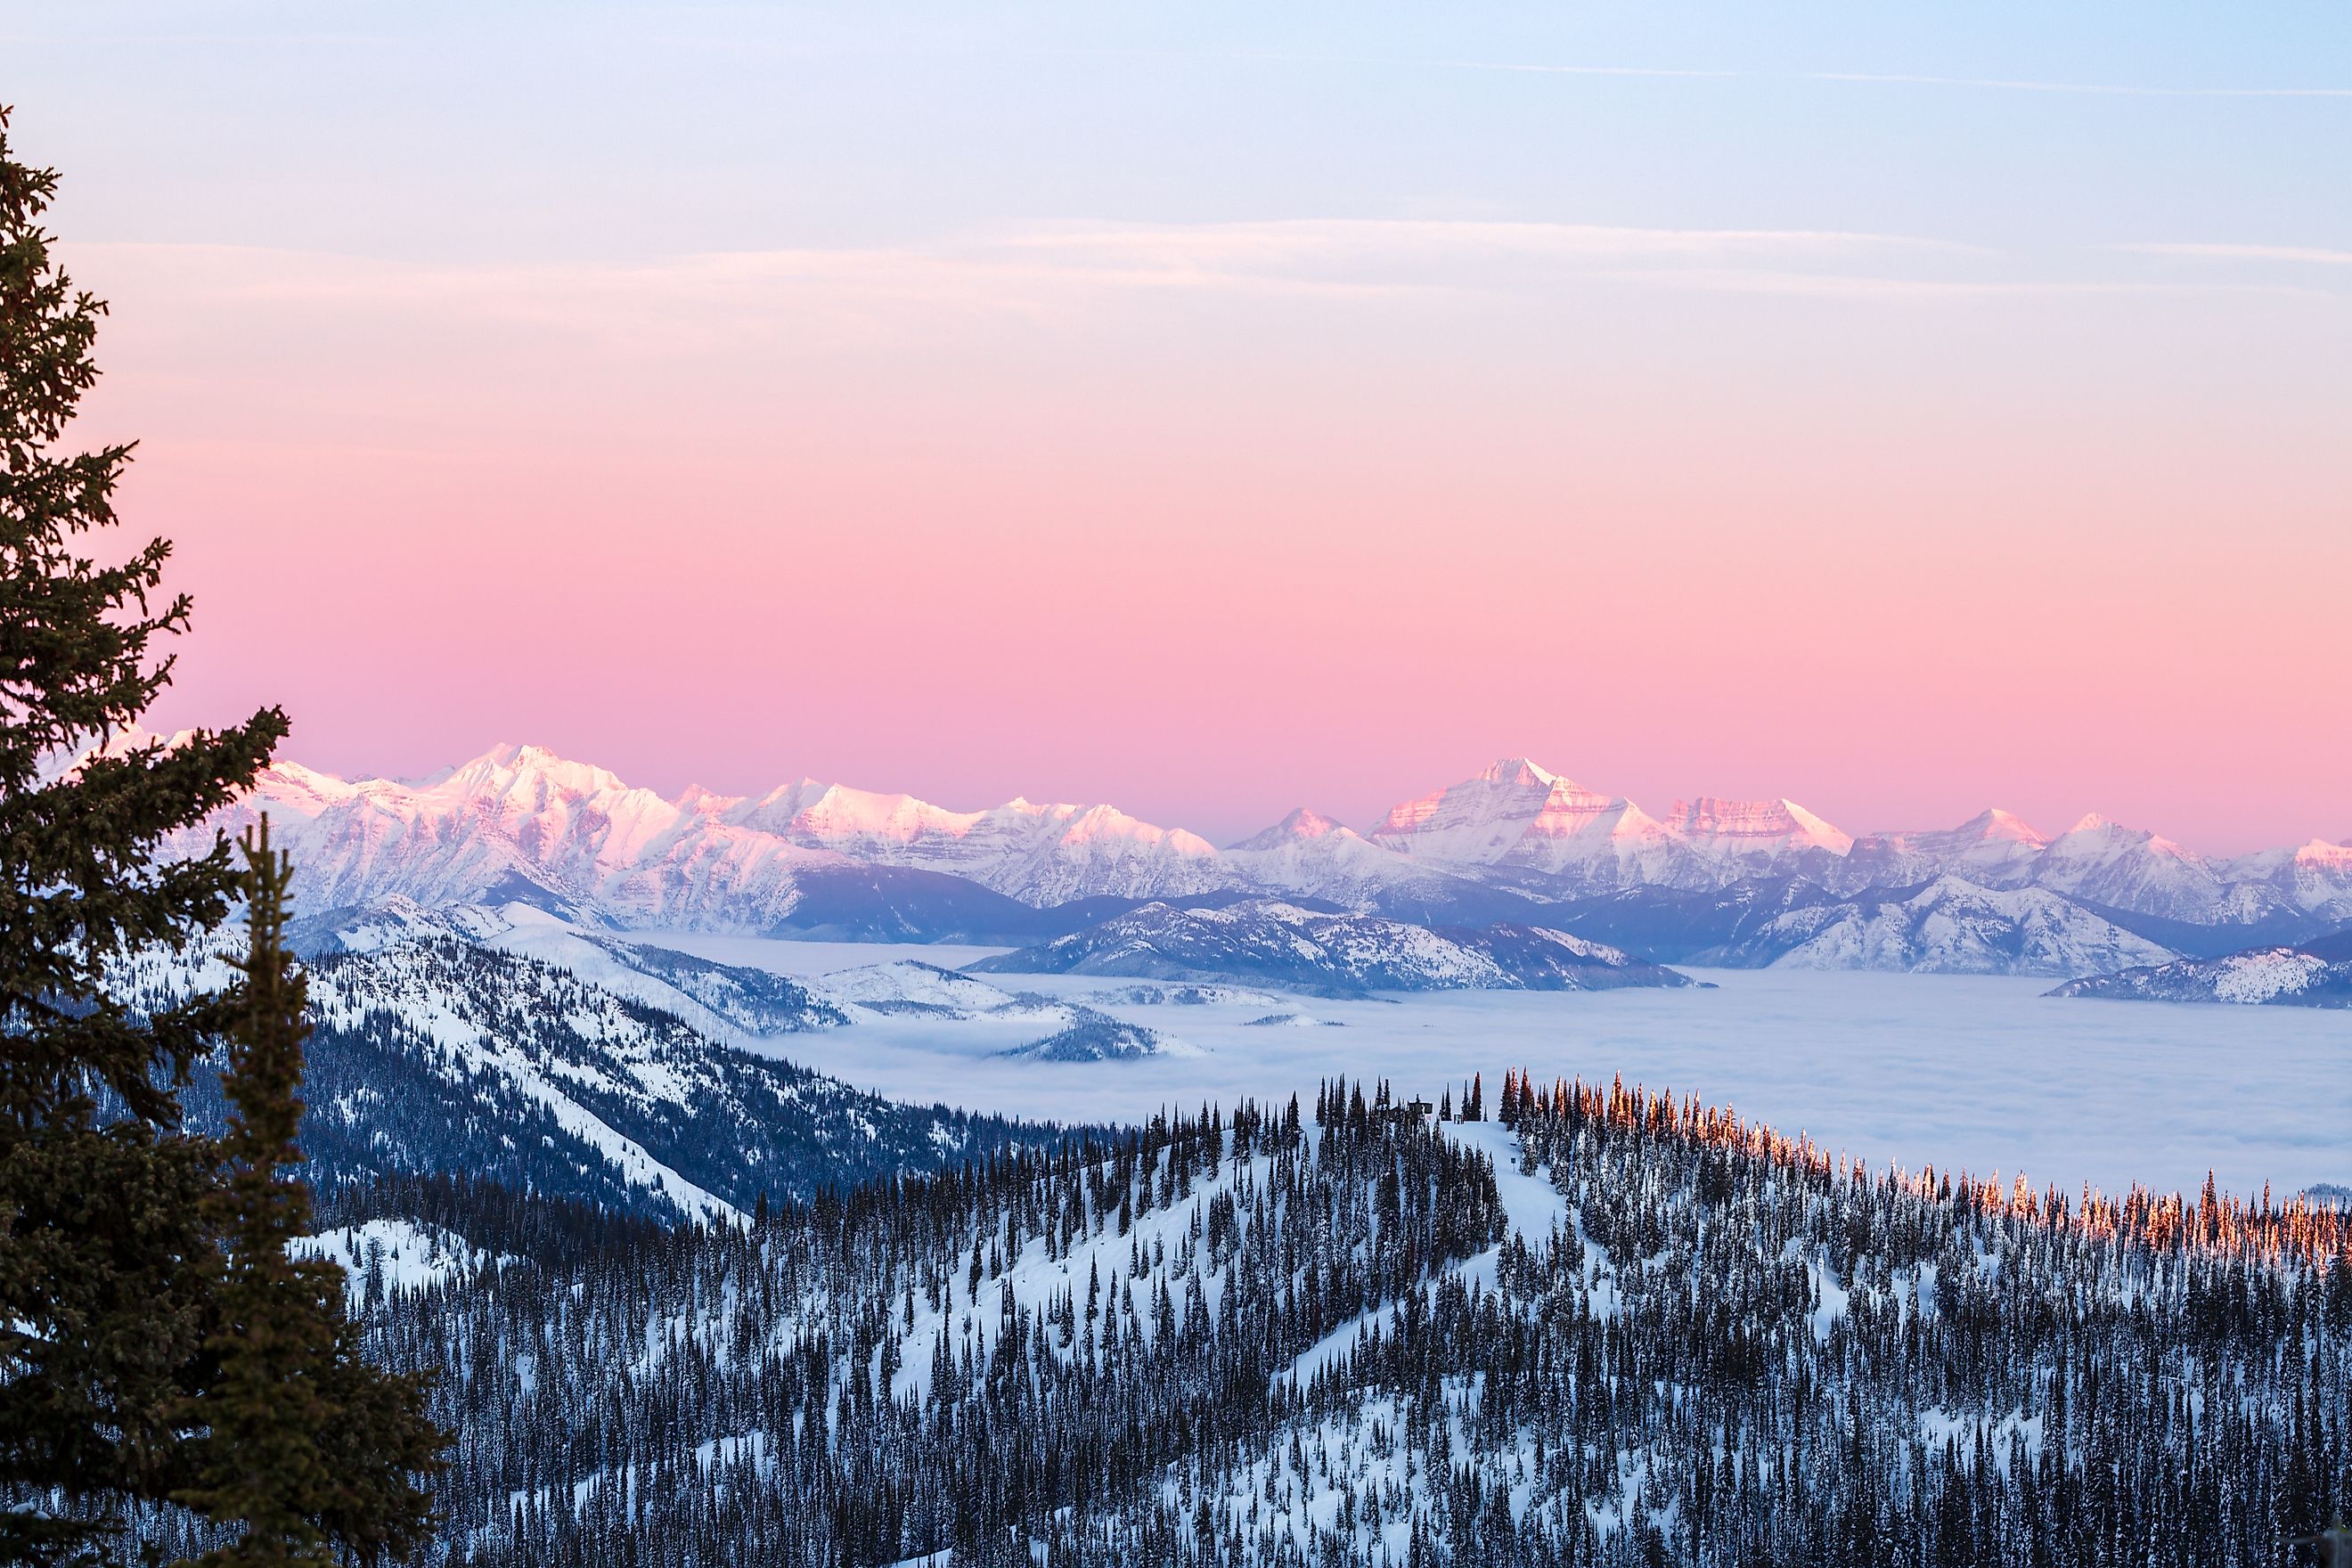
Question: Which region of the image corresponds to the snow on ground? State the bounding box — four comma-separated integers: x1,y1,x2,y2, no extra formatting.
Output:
470,906,798,1045
294,1218,504,1300
2211,950,2332,1003
812,960,1044,1016
883,1130,1264,1409
627,934,1013,977
633,936,2352,1204
1289,1119,1569,1386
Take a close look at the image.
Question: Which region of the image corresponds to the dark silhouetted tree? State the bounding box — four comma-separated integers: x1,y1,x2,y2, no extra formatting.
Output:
172,824,442,1564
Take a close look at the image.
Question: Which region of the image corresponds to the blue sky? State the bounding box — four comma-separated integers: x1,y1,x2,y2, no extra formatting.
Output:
15,4,2347,261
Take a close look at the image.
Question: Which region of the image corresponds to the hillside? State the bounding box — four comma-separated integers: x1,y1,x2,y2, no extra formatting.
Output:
135,936,1081,1217
156,1077,2352,1567
2049,927,2352,1009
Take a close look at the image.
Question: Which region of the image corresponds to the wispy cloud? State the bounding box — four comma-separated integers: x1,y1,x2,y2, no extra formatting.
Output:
2121,242,2352,265
1425,61,1739,81
1352,56,2352,101
989,218,1973,282
66,218,2315,366
1800,70,2352,100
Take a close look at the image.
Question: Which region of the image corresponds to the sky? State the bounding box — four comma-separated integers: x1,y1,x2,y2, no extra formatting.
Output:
7,2,2348,853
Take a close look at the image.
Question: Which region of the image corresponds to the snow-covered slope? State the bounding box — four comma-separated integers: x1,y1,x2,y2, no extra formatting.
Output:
2048,927,2352,1007
293,1219,508,1305
968,898,1695,998
731,780,1229,904
293,898,847,1041
118,935,1075,1217
1220,806,1566,926
1839,807,2053,890
1700,876,2175,977
2021,814,2255,926
803,958,1190,1058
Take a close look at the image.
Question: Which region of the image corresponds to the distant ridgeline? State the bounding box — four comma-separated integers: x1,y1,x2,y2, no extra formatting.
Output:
269,1075,2349,1567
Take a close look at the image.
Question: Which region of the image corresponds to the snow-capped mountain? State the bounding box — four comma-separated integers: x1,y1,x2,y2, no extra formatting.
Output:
2019,813,2257,926
167,741,1117,942
1367,757,1716,892
2225,837,2352,922
1218,806,1566,927
969,898,1695,998
118,730,2352,974
1369,757,2352,933
2047,927,2352,1007
1658,794,1855,866
729,779,1229,904
1838,807,2053,889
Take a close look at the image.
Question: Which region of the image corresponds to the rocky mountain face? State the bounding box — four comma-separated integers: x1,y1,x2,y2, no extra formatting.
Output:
968,898,1696,999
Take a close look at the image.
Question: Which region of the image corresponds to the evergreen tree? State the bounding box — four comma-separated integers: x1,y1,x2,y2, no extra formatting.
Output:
0,107,442,1563
171,824,442,1564
0,102,285,1563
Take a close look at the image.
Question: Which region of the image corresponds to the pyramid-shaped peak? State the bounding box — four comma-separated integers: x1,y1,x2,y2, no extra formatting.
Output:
1962,807,2052,846
1479,757,1561,788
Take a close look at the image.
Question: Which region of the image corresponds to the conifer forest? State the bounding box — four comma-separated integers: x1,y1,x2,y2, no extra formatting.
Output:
293,1076,2350,1566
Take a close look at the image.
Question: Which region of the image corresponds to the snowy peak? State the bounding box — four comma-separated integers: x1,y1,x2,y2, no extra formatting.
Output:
1477,755,1560,788
447,741,635,804
1369,761,1851,886
1961,807,2052,848
1839,807,2051,892
156,739,2352,951
1370,757,1586,865
780,780,983,846
1227,807,1353,851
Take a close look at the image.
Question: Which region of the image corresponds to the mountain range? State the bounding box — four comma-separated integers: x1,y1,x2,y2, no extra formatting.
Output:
120,732,2352,976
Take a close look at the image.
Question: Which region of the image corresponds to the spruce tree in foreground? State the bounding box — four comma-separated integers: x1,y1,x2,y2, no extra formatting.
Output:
0,105,434,1561
171,823,441,1564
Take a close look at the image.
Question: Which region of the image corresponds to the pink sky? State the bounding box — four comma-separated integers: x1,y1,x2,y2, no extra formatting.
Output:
75,228,2343,856
13,0,2340,859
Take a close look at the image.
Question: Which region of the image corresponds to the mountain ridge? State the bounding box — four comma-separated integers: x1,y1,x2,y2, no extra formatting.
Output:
110,731,2352,971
